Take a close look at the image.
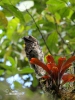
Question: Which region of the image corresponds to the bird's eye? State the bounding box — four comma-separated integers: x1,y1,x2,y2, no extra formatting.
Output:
29,50,32,53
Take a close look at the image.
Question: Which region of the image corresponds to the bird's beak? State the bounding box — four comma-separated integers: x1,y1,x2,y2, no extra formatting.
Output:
23,36,28,41
23,36,32,42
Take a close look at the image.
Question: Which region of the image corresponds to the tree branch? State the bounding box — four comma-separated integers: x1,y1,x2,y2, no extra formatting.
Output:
26,9,52,55
53,14,72,51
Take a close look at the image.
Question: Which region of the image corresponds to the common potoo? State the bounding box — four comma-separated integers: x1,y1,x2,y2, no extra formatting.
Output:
23,36,46,78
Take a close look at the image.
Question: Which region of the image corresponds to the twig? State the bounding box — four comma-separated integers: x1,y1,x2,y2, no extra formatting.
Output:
26,9,52,55
53,14,72,51
61,0,75,12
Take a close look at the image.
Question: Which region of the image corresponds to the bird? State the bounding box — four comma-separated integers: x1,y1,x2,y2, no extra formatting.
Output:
23,36,46,79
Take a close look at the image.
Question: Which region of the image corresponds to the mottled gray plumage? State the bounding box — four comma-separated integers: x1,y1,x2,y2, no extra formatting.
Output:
23,36,46,78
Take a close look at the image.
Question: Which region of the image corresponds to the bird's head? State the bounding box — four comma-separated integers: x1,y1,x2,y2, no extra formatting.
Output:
23,36,37,43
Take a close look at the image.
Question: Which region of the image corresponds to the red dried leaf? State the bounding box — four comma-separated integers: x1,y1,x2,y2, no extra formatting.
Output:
63,56,75,66
47,63,55,70
52,67,58,80
47,63,52,70
42,75,50,79
61,56,75,72
57,57,66,71
62,74,75,84
46,55,55,64
60,63,72,77
30,58,50,74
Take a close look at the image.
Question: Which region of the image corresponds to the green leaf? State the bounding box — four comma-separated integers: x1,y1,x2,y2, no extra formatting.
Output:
70,38,75,44
58,7,72,18
3,4,25,24
7,56,16,67
6,17,19,40
46,0,65,13
6,70,12,76
0,0,20,5
46,32,58,52
62,0,69,2
71,12,75,20
14,81,22,89
34,0,46,13
32,74,38,87
0,11,8,28
70,0,75,4
0,64,11,70
18,67,34,74
0,0,10,5
0,70,4,75
10,0,20,5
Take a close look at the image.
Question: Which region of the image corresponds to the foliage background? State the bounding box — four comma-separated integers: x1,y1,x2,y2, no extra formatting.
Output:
0,0,75,100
